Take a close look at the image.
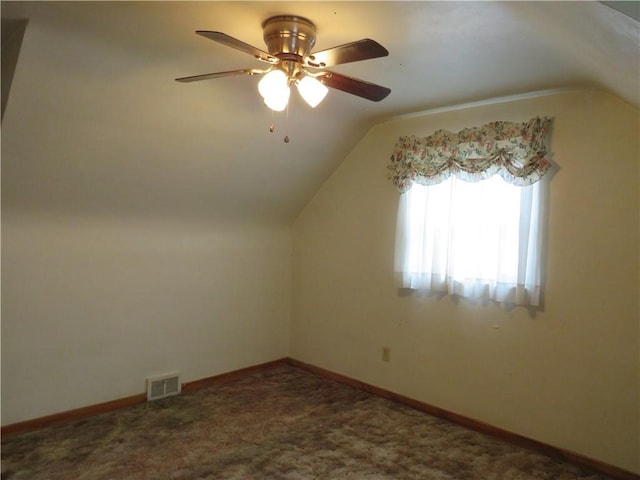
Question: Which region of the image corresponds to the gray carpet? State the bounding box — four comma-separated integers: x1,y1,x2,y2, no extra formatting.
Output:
1,366,615,479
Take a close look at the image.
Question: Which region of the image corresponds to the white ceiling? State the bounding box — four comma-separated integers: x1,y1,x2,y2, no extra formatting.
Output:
2,1,638,223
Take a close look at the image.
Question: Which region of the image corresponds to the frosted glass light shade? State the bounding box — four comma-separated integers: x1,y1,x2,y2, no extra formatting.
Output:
297,75,329,108
263,86,290,111
258,70,291,111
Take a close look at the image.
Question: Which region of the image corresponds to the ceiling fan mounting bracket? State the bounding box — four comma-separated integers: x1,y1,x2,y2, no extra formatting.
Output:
262,15,317,58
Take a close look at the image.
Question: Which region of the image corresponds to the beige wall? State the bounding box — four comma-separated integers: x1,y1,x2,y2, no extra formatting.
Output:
291,90,639,473
2,212,292,425
2,87,638,473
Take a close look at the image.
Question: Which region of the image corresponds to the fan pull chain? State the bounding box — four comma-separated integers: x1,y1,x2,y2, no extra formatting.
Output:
283,102,290,143
269,109,275,133
266,107,290,143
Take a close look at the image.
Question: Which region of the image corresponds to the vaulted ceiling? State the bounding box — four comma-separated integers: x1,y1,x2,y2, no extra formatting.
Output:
2,2,638,223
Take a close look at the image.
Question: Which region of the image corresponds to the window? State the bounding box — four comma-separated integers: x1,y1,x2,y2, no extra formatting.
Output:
388,117,553,306
395,175,544,305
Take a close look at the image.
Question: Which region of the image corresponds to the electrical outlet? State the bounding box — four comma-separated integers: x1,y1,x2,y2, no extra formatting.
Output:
382,347,391,362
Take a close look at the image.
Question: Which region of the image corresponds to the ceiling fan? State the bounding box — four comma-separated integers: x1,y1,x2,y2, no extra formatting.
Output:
176,15,391,111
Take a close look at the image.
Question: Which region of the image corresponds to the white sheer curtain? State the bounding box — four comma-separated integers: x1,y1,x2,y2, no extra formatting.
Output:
389,117,552,306
394,173,546,306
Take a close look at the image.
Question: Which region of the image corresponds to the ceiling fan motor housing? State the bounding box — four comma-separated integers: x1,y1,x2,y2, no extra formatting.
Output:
262,15,317,59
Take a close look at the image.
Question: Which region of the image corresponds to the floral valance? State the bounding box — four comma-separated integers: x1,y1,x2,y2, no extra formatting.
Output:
388,116,553,192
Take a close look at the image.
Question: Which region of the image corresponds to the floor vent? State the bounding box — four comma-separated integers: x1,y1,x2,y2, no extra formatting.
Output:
146,372,181,401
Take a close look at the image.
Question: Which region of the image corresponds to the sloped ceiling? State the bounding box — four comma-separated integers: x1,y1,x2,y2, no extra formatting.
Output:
2,1,638,223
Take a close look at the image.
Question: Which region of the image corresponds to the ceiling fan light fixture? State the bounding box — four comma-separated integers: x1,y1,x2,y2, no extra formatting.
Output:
297,75,329,108
178,15,391,110
258,69,288,98
258,69,291,111
263,84,290,111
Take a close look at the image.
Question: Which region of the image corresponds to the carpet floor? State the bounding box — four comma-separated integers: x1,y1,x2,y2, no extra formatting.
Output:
1,366,615,479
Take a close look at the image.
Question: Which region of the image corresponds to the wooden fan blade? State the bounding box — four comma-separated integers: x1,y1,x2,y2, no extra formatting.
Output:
304,39,388,68
175,68,264,83
196,31,279,64
319,71,391,102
